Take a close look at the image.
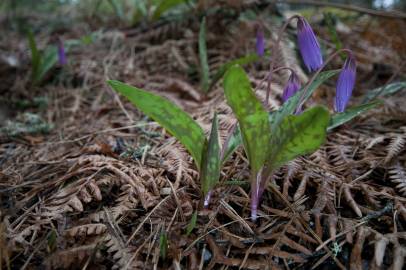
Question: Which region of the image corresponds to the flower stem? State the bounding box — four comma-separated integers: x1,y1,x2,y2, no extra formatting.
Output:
266,15,300,105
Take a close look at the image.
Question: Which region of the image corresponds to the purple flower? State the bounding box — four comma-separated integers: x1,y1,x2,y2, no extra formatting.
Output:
282,72,301,102
335,56,356,112
297,17,323,72
256,25,265,57
57,39,66,65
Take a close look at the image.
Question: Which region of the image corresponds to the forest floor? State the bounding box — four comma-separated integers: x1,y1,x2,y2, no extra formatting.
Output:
1,2,406,269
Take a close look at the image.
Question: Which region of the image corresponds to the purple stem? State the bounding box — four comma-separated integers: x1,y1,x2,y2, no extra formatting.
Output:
265,15,300,105
203,190,212,208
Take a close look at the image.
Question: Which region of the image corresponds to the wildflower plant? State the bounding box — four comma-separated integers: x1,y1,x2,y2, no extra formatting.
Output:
108,14,382,222
27,30,62,85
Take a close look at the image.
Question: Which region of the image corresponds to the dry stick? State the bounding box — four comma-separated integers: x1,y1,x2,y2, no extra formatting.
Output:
267,183,346,270
47,122,158,144
126,187,185,245
280,0,406,19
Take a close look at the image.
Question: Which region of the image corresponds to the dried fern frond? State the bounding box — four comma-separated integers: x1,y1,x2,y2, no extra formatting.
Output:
385,135,405,164
388,162,406,196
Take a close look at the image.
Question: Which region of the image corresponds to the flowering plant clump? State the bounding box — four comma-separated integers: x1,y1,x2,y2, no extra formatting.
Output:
108,14,379,222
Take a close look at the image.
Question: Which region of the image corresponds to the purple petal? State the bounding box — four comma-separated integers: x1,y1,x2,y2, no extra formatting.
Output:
256,26,265,57
335,56,356,112
58,39,66,65
297,17,323,72
282,72,301,103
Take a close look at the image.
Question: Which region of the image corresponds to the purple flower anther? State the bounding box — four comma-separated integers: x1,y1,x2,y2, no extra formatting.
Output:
256,25,265,57
282,72,301,103
297,17,323,72
335,55,356,113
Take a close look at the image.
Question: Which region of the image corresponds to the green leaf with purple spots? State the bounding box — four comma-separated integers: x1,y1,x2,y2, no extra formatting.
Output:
266,106,330,171
223,65,271,174
108,80,207,169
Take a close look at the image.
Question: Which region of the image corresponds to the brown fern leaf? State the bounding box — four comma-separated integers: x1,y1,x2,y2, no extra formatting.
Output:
388,162,406,196
103,233,135,269
282,160,302,198
157,141,195,189
385,135,405,164
43,178,103,218
45,244,98,269
64,224,107,238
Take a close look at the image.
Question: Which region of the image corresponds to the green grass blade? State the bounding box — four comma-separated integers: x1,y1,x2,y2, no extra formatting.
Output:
108,80,207,169
199,17,210,93
27,30,41,83
223,65,271,174
363,82,406,103
328,100,382,131
201,113,221,195
152,0,188,20
159,230,167,260
185,211,198,236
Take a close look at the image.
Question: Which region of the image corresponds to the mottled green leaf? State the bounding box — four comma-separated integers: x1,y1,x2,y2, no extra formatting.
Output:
328,100,382,131
185,211,198,236
223,65,271,173
363,82,406,103
201,113,221,195
267,106,330,171
108,80,207,169
271,70,339,129
199,17,210,93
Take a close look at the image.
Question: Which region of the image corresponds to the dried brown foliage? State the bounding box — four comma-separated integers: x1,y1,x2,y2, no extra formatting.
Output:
1,2,406,269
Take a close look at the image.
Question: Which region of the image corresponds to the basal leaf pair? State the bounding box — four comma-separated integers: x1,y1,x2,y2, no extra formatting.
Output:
223,66,331,220
108,65,382,221
107,80,221,201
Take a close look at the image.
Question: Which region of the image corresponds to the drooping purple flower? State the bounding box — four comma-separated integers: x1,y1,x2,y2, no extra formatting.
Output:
282,72,301,103
57,38,66,65
256,25,265,57
335,56,356,112
297,17,323,72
